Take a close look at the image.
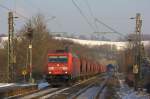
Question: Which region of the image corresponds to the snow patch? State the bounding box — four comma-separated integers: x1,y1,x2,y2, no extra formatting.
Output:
38,82,49,89
117,80,150,99
0,83,14,88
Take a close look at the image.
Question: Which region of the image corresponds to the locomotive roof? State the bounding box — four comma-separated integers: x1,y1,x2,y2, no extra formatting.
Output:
48,50,79,58
48,49,69,53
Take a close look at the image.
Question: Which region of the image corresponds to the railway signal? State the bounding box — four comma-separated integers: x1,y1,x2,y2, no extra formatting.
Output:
133,64,138,74
26,27,33,40
22,69,27,82
26,27,34,83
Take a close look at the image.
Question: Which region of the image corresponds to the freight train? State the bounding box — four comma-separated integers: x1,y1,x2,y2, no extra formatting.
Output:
45,50,106,85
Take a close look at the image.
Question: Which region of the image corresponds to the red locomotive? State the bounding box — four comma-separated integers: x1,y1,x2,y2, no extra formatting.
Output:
45,50,106,85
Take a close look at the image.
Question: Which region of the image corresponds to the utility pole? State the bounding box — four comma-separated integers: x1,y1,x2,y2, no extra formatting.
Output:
133,13,142,91
8,12,15,82
135,13,142,79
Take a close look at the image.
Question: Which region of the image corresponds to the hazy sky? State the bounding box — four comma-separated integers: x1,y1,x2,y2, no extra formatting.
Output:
0,0,150,38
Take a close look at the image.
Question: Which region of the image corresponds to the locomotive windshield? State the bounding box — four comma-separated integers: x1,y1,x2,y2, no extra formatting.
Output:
48,56,68,62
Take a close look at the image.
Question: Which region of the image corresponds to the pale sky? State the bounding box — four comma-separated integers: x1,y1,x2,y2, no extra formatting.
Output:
0,0,150,38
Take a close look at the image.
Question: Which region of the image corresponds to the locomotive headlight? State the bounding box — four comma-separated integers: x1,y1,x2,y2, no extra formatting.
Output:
62,67,68,70
65,71,68,74
49,72,52,74
48,67,54,70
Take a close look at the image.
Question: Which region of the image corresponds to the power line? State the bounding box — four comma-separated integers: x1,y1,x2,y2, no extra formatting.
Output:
72,0,96,31
95,18,125,37
84,0,99,32
23,0,62,29
22,0,41,13
0,4,29,20
14,0,16,14
83,0,125,38
0,4,10,10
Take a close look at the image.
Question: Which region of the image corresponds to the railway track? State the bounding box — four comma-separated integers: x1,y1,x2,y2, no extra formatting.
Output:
38,76,99,99
70,76,109,99
19,87,61,99
8,74,107,99
1,83,37,99
41,74,108,99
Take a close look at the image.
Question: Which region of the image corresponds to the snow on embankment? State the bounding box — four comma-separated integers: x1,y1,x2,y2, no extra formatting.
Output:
54,37,150,50
117,79,150,99
54,37,127,50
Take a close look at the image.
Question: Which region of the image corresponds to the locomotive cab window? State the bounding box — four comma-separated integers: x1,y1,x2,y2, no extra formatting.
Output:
48,56,68,62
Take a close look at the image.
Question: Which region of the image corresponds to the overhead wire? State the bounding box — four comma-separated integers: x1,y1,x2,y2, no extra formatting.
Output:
22,0,41,13
83,0,125,38
84,0,99,32
0,1,125,38
23,0,63,30
95,18,125,37
72,0,96,32
0,4,10,10
0,1,63,33
0,4,29,20
14,0,16,15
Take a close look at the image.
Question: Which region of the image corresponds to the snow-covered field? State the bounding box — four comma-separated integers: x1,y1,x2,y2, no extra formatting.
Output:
54,37,150,50
1,36,150,50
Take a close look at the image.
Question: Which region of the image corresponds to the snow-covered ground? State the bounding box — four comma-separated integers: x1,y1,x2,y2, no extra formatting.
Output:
54,37,150,50
0,83,38,88
77,86,100,99
117,79,150,99
1,36,150,50
0,83,14,88
38,82,49,89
